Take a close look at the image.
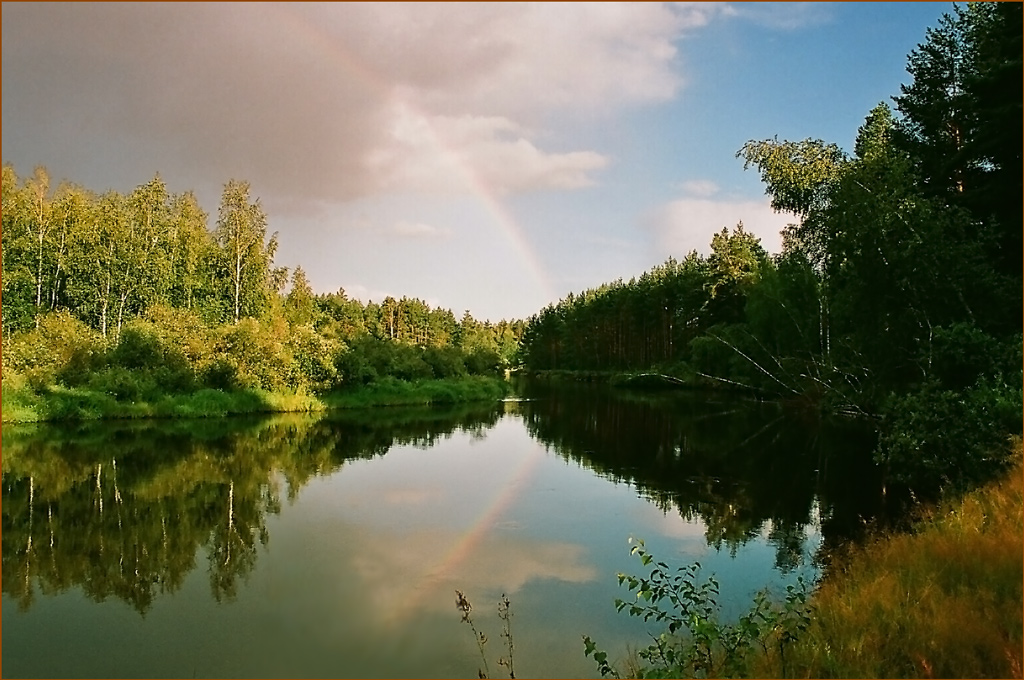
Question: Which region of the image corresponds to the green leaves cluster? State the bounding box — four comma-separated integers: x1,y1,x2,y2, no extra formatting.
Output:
584,540,812,678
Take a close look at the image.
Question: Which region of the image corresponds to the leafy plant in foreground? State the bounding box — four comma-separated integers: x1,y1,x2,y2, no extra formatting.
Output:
583,539,812,678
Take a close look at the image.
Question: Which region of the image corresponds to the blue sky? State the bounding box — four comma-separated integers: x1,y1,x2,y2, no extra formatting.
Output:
2,3,952,321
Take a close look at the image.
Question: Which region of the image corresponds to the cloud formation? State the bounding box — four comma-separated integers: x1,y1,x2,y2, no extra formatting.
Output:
680,179,721,198
721,2,834,31
369,109,610,196
648,195,796,258
2,3,712,209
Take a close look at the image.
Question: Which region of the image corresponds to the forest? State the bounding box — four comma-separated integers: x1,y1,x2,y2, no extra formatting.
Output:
519,2,1022,493
1,171,522,422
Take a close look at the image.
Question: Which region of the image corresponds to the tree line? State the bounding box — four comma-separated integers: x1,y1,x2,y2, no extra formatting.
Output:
2,169,523,401
519,3,1022,492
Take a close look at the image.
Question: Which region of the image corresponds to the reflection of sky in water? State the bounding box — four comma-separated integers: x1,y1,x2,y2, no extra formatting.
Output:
2,412,821,679
257,413,817,676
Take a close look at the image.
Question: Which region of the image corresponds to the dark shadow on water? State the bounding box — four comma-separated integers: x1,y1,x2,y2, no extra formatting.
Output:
514,380,897,568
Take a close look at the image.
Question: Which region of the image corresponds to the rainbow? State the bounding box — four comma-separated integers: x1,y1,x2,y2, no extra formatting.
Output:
267,5,560,306
262,8,566,621
382,439,548,624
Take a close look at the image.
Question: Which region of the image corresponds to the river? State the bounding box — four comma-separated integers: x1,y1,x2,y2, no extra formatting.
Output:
1,381,886,678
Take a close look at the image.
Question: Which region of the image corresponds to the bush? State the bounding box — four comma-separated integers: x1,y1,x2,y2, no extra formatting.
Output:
389,345,433,381
423,346,468,379
924,323,1001,391
86,366,157,401
688,324,768,392
465,347,502,376
334,342,379,386
876,378,1022,492
584,539,812,679
108,324,165,370
4,311,104,388
103,321,196,394
212,318,292,392
286,325,342,392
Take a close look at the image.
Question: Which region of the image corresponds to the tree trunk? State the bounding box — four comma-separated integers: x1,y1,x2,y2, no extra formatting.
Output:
234,244,242,324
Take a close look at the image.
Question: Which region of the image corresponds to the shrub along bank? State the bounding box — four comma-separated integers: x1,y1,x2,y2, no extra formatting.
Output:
1,310,511,424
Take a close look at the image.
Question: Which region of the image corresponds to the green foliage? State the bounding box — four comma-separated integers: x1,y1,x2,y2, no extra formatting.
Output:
211,317,292,392
3,311,104,390
321,376,509,410
465,347,502,376
0,164,523,424
736,138,847,218
706,224,768,326
85,366,158,402
423,346,469,379
285,324,341,393
284,266,318,327
520,6,1021,494
583,539,812,678
876,376,1022,493
924,322,1001,390
0,371,42,423
213,179,282,324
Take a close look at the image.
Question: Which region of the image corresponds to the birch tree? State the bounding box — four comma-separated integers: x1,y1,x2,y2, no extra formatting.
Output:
214,180,279,323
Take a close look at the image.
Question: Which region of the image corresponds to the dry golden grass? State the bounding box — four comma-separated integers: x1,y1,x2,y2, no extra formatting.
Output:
761,440,1023,678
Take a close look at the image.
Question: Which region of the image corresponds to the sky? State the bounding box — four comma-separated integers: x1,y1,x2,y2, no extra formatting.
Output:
2,2,953,322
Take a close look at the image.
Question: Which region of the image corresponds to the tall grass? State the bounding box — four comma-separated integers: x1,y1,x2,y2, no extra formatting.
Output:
767,440,1023,678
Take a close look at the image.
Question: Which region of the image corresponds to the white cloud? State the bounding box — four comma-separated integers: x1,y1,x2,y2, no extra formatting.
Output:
647,197,798,258
721,2,834,31
681,179,721,197
369,108,610,195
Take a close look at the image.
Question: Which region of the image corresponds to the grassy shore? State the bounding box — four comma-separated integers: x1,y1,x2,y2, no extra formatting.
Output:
763,440,1023,678
0,374,511,424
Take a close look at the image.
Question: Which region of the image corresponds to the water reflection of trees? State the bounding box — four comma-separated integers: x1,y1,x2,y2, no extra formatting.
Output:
517,382,887,568
1,403,502,614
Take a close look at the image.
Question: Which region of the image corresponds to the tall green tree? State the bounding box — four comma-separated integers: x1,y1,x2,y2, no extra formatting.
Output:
893,2,1022,331
284,266,317,327
736,138,847,268
166,191,213,313
214,180,282,323
893,5,977,199
2,165,37,332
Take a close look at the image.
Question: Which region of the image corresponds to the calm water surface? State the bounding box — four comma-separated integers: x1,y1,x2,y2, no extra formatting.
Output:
2,383,885,678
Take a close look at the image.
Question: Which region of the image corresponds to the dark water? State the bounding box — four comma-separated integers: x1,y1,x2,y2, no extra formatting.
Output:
1,383,886,678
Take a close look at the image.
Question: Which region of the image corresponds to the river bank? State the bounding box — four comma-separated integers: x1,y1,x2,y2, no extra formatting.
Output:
779,439,1022,678
0,373,511,424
